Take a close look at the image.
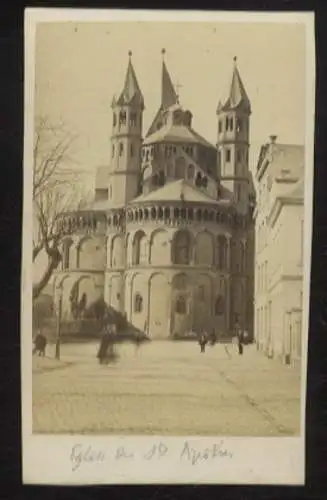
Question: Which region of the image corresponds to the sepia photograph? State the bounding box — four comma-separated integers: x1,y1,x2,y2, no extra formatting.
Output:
22,9,315,485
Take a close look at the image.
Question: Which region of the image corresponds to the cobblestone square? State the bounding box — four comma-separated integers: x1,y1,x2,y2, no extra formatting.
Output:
32,341,302,436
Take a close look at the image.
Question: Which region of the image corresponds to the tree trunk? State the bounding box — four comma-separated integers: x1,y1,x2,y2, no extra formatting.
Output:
33,248,62,300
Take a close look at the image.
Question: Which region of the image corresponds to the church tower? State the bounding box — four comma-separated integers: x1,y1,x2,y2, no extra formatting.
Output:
146,49,179,137
109,51,145,206
217,57,251,214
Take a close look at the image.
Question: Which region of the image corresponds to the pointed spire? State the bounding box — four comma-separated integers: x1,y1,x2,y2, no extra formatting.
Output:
161,49,178,109
116,51,144,108
220,57,251,113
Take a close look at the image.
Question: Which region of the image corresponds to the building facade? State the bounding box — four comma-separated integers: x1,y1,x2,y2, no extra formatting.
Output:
53,52,255,339
254,136,304,364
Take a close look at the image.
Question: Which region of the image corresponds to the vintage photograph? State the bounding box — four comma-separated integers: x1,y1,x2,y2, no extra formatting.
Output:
27,13,313,447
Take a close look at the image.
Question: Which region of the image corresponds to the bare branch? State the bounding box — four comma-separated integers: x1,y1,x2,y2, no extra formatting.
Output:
33,115,92,299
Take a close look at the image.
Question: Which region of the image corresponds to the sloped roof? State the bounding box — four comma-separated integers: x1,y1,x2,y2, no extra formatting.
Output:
219,60,251,113
115,57,144,109
146,59,178,137
143,123,215,149
130,179,230,205
162,60,178,109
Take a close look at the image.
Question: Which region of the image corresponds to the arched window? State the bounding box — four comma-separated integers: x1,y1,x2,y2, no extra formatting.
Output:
133,231,147,265
119,111,126,126
113,113,117,127
217,235,227,269
112,144,115,158
174,207,180,219
172,230,191,265
158,207,163,219
175,296,186,314
188,208,194,220
134,293,143,313
130,112,137,127
62,239,73,270
215,295,225,315
158,170,165,186
119,143,124,156
151,207,156,220
130,144,134,157
218,120,222,133
195,172,202,187
164,207,170,219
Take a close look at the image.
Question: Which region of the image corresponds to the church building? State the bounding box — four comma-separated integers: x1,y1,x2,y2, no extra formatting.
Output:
54,50,255,340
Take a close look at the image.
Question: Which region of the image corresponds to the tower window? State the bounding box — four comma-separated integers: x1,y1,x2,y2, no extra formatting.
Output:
134,293,143,313
237,150,242,162
112,144,115,158
113,113,117,127
119,111,127,126
237,118,242,132
218,120,222,133
119,143,124,156
175,296,186,314
130,112,137,127
225,117,229,130
130,144,134,157
226,149,231,163
229,117,234,131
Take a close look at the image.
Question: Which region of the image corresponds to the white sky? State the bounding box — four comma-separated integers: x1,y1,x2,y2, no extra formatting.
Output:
35,20,306,184
33,19,307,283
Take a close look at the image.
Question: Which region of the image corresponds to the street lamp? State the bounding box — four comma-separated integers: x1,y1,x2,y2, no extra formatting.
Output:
55,284,63,360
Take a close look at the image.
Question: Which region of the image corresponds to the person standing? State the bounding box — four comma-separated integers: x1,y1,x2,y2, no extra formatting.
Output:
97,322,111,364
199,332,208,353
237,328,244,355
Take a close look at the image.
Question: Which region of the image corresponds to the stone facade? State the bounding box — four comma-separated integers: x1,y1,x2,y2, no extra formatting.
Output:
53,53,255,339
254,136,304,363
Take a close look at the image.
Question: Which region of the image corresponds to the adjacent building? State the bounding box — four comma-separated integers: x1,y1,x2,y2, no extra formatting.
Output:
254,136,304,364
53,52,255,339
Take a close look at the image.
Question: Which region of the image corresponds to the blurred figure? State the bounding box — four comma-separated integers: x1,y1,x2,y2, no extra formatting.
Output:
237,328,244,355
199,332,208,353
97,322,111,364
33,330,47,357
209,329,216,346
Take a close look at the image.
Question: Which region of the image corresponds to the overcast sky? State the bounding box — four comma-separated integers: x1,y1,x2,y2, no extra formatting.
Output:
34,20,306,187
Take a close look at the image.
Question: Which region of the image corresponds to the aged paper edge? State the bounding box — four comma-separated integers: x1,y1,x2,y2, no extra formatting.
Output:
21,8,315,485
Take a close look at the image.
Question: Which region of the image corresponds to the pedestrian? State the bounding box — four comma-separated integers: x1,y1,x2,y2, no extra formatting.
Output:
237,328,244,356
97,322,111,364
33,331,47,357
199,332,208,353
209,329,216,346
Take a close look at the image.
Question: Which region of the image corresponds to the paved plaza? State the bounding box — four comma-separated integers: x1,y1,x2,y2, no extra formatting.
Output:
32,341,302,436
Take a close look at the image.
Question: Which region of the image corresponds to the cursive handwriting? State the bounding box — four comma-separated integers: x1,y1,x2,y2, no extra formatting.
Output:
143,442,168,460
180,441,234,465
70,444,106,471
115,446,135,460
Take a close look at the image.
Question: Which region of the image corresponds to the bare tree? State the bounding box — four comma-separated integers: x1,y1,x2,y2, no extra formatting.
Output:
33,116,92,299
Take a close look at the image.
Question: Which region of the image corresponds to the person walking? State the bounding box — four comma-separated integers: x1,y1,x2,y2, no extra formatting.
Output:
33,331,47,357
237,328,244,356
199,332,208,353
97,322,111,364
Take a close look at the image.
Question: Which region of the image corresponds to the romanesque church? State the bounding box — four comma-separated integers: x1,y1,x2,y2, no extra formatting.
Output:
55,51,255,339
